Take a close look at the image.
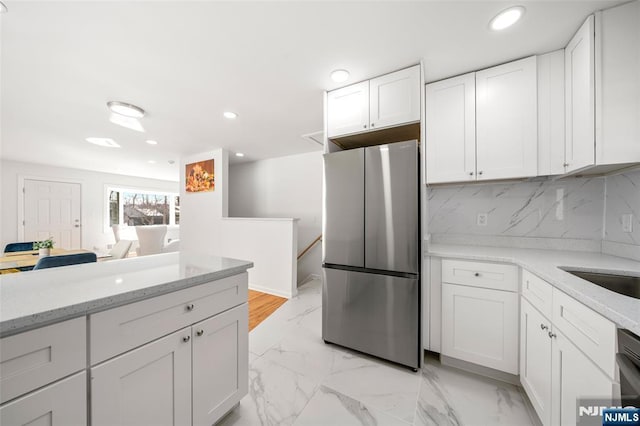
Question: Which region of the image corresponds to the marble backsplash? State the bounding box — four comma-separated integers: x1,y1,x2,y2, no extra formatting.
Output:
602,169,640,261
427,176,605,245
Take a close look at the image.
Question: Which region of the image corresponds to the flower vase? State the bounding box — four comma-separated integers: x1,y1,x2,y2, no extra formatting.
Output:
38,248,50,257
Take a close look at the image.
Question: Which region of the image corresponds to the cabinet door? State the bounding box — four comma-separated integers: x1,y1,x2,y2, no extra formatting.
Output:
441,283,518,374
520,298,552,426
565,15,595,173
327,81,370,138
369,66,420,130
91,328,192,426
192,303,248,426
425,73,476,183
596,1,640,165
0,372,86,426
551,330,613,426
476,56,538,180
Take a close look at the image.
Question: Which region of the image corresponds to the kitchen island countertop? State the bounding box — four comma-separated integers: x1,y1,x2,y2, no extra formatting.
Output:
0,252,253,337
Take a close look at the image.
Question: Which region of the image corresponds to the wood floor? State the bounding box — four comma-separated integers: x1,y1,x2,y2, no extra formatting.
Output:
248,290,287,331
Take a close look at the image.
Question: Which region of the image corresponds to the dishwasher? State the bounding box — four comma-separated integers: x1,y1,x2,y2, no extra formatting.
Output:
617,329,640,407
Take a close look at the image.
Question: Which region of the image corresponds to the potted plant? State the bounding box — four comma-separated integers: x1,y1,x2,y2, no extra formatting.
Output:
33,238,54,257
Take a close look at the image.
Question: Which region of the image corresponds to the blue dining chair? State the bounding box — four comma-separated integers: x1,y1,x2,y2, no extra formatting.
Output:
32,253,97,270
4,242,37,253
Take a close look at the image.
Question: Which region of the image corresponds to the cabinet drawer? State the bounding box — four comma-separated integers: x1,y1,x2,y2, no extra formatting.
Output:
0,371,86,426
0,317,86,404
552,288,616,378
442,259,518,292
91,272,248,365
521,270,553,318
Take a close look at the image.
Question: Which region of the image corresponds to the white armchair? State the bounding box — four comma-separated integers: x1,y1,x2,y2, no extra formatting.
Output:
135,225,167,256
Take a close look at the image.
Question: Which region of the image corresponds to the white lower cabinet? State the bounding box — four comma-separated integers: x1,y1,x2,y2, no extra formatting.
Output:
551,328,613,426
0,372,86,426
520,271,615,426
520,297,553,425
92,303,248,426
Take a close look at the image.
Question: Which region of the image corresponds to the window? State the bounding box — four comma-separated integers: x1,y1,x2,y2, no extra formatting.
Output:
107,187,180,228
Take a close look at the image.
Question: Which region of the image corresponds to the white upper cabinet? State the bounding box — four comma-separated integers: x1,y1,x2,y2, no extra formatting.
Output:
476,56,538,180
327,81,370,138
369,66,421,130
327,66,420,139
565,15,596,173
596,0,640,165
425,73,476,183
425,57,537,184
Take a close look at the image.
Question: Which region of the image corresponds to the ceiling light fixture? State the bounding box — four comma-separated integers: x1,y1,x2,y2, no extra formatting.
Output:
489,6,525,31
0,2,8,13
86,137,120,148
109,113,145,133
330,69,350,83
107,101,145,118
223,111,238,119
235,152,245,157
146,140,158,145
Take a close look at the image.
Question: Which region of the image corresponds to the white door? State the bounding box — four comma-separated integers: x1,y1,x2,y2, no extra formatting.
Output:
520,298,552,426
476,56,538,180
23,179,81,249
327,81,370,138
192,303,248,426
0,372,86,426
91,328,192,426
441,283,519,374
425,72,476,183
551,329,613,426
565,15,595,173
369,66,420,130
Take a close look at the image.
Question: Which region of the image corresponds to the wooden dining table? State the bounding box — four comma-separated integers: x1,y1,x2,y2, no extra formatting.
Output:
0,248,94,273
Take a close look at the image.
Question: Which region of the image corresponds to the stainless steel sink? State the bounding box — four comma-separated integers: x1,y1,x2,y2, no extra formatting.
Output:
562,269,640,299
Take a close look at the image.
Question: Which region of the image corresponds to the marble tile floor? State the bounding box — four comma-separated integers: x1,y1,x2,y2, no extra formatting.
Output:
219,279,536,426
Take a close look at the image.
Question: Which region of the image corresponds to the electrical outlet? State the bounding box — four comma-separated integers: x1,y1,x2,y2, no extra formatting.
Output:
622,214,634,233
477,213,488,227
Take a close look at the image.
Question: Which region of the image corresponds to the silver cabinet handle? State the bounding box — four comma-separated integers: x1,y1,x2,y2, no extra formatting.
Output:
182,335,191,343
478,171,483,175
548,331,556,339
371,123,375,127
186,304,195,312
540,324,548,331
196,329,204,337
563,163,569,167
469,172,474,176
474,272,480,277
363,124,367,129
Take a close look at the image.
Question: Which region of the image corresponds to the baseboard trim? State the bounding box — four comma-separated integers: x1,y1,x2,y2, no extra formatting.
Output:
298,273,321,286
249,284,293,299
440,355,520,386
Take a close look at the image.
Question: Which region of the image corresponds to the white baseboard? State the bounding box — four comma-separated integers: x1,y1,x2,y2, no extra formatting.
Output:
249,284,293,299
298,273,321,286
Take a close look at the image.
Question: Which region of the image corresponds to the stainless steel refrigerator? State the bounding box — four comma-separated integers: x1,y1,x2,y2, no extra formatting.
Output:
322,139,420,370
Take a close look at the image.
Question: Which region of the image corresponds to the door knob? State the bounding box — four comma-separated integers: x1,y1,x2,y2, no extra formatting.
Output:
186,303,195,312
182,335,191,343
196,329,204,337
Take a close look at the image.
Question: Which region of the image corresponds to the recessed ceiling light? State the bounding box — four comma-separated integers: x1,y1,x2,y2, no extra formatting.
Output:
331,69,350,83
86,137,120,148
0,2,8,13
107,101,145,118
489,6,525,31
235,152,245,157
223,111,238,119
148,160,156,164
168,160,176,165
146,140,158,145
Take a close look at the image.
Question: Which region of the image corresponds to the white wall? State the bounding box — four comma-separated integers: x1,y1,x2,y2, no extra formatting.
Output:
0,159,178,251
229,151,323,283
180,149,298,298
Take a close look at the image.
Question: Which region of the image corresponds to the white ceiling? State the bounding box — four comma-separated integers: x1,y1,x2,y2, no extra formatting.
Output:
0,0,622,182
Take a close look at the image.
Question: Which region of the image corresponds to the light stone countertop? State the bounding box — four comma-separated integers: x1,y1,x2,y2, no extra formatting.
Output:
427,244,640,335
0,252,253,337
